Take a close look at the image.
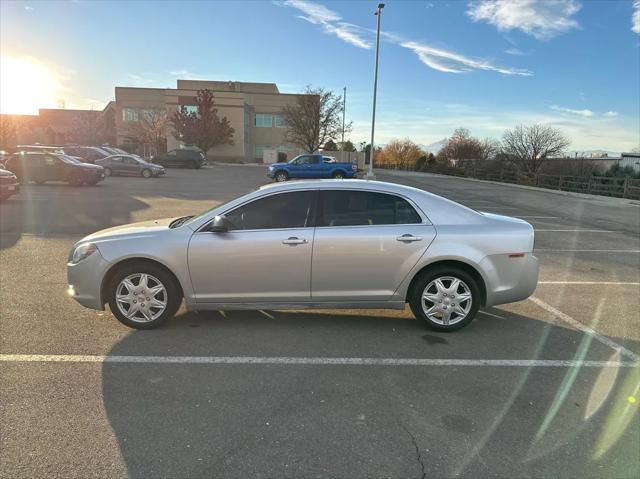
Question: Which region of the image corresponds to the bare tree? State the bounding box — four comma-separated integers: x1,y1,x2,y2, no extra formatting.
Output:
0,116,18,150
170,89,234,155
69,113,107,146
281,86,351,153
479,137,500,161
437,128,483,167
128,109,169,156
502,124,570,173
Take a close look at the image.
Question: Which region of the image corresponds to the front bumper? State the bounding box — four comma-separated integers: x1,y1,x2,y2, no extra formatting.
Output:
67,247,112,310
481,253,539,307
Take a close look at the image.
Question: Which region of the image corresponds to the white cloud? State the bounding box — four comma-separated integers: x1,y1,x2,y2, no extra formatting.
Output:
551,105,594,117
277,0,371,49
467,0,581,40
401,40,533,76
24,5,34,11
277,1,532,75
604,111,619,117
505,47,525,55
633,1,640,34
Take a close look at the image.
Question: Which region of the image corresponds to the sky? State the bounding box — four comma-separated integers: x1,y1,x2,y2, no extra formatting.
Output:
1,0,639,152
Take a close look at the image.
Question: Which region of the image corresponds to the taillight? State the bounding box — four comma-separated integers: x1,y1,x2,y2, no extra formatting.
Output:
508,253,525,258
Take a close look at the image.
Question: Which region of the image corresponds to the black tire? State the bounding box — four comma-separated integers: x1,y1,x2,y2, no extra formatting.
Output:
141,168,152,178
104,167,112,177
409,266,481,332
107,262,182,330
188,160,198,169
332,171,345,179
274,170,288,182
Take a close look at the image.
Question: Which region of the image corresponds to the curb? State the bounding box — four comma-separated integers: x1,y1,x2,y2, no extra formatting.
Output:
377,169,640,207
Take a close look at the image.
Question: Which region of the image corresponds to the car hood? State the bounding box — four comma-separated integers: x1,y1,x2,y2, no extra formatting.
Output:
0,169,16,177
143,161,164,168
80,217,178,242
268,162,288,168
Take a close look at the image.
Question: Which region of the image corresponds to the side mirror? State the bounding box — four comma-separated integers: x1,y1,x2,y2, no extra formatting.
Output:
208,215,231,233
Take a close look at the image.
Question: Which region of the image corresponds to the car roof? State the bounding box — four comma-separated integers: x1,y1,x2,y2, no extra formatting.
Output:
257,179,482,225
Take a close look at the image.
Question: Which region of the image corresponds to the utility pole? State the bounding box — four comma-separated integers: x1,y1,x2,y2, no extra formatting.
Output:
341,86,346,163
367,3,384,180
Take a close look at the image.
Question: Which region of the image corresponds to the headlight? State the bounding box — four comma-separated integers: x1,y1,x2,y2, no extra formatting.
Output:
70,243,97,264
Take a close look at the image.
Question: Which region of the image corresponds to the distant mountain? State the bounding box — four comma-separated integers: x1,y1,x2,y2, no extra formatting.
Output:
421,139,447,154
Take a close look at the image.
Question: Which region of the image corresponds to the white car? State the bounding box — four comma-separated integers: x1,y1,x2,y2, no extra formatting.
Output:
67,180,539,330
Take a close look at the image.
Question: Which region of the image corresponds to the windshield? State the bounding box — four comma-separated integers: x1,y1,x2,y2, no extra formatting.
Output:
56,154,82,164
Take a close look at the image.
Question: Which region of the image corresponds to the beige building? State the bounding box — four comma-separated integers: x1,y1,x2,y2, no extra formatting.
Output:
114,80,312,162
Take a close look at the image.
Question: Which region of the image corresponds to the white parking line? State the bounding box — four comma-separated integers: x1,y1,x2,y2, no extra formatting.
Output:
535,229,616,233
515,216,560,219
538,281,640,285
0,354,636,367
529,296,639,362
535,249,640,253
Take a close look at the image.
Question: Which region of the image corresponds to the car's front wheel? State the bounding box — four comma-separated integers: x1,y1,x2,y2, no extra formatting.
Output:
141,168,152,178
409,267,480,331
332,171,345,179
107,263,182,329
275,171,288,182
104,167,112,177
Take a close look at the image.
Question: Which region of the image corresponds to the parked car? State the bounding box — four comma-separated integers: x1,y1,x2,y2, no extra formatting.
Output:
5,152,105,186
96,155,165,178
63,146,111,164
0,164,20,201
100,146,129,156
152,149,206,169
67,180,538,330
267,154,357,182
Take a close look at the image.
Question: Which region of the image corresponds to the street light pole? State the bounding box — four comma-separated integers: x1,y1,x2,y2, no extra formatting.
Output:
367,3,384,180
341,86,346,163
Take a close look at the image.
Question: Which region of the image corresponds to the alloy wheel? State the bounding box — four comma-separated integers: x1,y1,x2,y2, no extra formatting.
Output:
115,273,167,323
421,276,473,326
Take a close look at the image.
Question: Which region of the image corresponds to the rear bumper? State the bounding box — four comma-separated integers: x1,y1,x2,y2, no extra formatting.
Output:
67,248,112,310
481,253,539,307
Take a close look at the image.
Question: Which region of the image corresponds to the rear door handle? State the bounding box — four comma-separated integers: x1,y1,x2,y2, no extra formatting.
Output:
396,234,423,242
282,237,307,245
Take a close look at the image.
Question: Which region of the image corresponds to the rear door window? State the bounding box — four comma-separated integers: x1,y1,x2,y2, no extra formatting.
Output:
319,190,422,226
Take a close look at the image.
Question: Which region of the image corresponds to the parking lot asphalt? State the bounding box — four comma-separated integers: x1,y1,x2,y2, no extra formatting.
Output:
1,166,639,479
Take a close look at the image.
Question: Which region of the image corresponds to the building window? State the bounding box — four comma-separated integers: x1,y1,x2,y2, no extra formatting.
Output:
178,105,198,115
255,114,273,127
122,108,138,122
274,115,286,128
255,145,271,157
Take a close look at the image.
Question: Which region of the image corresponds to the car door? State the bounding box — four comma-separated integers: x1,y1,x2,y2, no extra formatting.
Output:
289,155,314,178
311,189,436,301
43,155,65,182
164,150,178,166
188,190,317,303
122,157,140,175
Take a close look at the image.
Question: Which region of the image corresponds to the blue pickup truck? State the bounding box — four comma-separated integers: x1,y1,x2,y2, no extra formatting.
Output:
267,154,358,182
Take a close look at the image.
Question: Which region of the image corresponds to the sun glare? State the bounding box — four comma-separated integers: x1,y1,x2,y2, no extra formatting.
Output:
0,56,60,115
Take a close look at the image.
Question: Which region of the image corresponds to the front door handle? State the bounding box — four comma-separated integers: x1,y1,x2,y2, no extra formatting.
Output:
396,234,423,242
282,237,307,245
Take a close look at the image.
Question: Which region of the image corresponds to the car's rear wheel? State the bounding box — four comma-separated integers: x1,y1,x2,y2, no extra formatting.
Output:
409,267,480,331
107,263,181,329
104,167,112,177
141,168,152,178
275,171,288,182
332,171,345,179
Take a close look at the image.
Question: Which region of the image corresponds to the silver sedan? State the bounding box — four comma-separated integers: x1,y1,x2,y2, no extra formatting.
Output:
67,180,538,330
